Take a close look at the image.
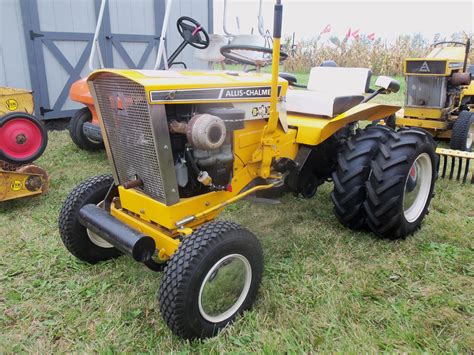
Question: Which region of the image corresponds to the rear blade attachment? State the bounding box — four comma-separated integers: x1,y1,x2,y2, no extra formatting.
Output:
436,148,474,184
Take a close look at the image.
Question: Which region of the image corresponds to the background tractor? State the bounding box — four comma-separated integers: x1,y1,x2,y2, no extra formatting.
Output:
68,0,211,151
394,39,474,152
0,87,49,202
58,0,438,340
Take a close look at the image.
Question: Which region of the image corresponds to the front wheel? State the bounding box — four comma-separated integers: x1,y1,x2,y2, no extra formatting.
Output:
68,107,104,151
159,221,263,339
364,128,438,239
58,174,121,263
450,111,474,151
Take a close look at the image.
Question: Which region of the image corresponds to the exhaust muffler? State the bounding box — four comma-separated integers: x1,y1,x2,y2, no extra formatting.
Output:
79,204,156,262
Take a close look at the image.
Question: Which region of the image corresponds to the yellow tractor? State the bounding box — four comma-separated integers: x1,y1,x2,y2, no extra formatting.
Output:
0,87,49,202
59,0,438,339
394,39,474,151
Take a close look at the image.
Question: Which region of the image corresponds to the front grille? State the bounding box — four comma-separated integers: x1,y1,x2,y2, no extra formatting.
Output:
405,76,447,108
92,73,167,202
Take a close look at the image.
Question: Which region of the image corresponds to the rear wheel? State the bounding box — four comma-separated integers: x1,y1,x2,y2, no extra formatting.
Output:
450,111,474,151
331,125,392,230
364,128,437,239
58,174,121,263
159,221,263,339
68,107,104,151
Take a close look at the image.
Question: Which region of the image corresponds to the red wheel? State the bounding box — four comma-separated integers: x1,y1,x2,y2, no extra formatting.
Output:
0,113,48,164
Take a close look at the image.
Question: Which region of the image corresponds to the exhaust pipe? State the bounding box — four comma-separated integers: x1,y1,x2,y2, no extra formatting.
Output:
79,204,156,262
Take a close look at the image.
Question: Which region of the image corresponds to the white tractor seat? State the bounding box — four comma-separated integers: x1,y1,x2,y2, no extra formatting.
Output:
287,90,364,117
286,67,372,117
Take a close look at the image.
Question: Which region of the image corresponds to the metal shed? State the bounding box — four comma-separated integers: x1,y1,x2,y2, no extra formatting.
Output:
0,0,213,120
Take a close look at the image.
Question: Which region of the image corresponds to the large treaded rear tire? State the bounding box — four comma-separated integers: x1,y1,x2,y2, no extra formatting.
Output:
363,128,438,239
58,174,121,263
68,107,104,151
331,125,392,230
450,110,474,151
159,221,263,339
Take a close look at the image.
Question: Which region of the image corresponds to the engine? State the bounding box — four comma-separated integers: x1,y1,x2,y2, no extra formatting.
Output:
166,104,244,198
90,72,261,206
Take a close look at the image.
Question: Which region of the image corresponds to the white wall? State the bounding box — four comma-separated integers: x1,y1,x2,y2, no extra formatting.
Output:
0,0,31,89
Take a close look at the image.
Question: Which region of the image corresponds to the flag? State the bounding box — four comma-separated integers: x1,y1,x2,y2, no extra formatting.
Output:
345,27,351,38
351,29,360,40
367,32,375,41
321,24,331,35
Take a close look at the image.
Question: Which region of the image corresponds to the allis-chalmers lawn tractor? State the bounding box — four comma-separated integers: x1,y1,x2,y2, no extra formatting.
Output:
59,1,438,339
394,39,473,151
392,40,474,183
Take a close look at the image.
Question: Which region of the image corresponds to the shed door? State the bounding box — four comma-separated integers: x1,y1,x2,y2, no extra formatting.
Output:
20,0,164,120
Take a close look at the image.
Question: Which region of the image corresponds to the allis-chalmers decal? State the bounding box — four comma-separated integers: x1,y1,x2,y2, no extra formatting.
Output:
222,86,281,99
150,86,282,103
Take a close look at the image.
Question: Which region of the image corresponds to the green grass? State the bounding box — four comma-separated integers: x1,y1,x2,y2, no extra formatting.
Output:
1,128,473,352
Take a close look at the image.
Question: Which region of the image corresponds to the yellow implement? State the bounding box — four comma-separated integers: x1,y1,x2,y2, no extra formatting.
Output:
436,148,474,184
0,87,34,115
0,87,49,202
0,164,49,201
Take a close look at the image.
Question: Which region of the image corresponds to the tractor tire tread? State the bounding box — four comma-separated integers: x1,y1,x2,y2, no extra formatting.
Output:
68,107,104,151
451,111,474,151
364,129,438,239
159,221,263,339
331,125,392,230
58,174,121,263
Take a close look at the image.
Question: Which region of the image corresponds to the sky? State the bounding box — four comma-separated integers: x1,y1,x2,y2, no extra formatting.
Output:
213,0,474,42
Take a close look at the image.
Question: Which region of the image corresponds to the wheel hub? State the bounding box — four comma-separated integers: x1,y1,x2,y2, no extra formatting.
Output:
403,153,432,223
198,254,252,323
16,164,49,193
467,122,474,150
0,118,43,162
86,202,114,248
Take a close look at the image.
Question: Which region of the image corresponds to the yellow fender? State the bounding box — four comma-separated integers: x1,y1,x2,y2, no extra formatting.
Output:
287,103,401,146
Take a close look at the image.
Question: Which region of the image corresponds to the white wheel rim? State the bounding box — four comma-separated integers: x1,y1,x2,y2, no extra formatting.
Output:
403,153,433,223
466,122,474,150
198,254,252,323
87,229,114,248
86,202,114,248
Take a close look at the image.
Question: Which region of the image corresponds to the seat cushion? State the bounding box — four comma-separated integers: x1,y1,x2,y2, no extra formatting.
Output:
307,67,372,94
286,89,364,117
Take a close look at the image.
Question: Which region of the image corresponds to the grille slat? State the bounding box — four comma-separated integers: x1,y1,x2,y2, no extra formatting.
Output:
405,76,446,108
92,74,167,202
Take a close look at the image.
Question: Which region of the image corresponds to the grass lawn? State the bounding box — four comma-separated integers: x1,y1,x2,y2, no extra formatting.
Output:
1,92,473,351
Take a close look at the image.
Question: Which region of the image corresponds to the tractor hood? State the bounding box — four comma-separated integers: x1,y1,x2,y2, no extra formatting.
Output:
404,46,466,76
88,69,288,104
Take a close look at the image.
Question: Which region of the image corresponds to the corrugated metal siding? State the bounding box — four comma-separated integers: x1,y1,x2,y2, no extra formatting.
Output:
0,0,211,118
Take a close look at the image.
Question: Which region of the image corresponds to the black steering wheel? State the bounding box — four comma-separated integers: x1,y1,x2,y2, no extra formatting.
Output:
433,41,467,47
220,44,288,67
177,16,210,49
